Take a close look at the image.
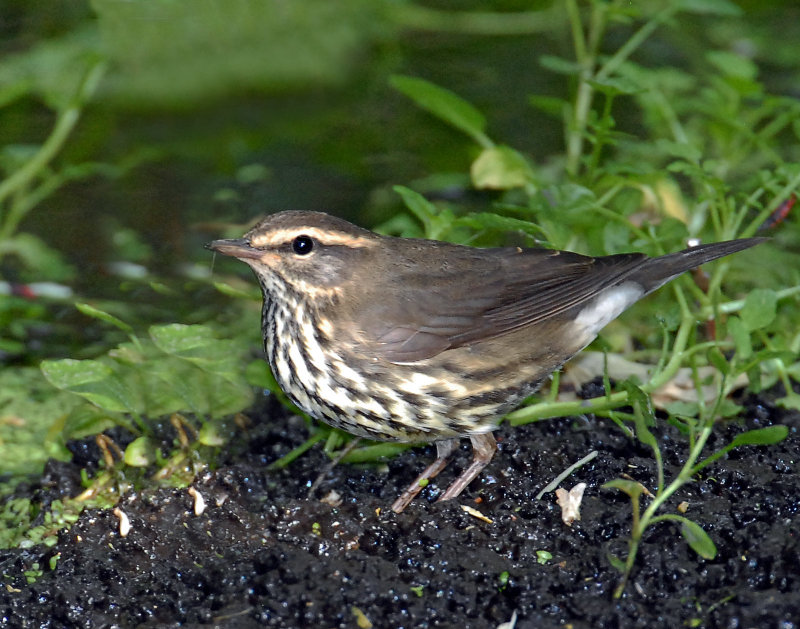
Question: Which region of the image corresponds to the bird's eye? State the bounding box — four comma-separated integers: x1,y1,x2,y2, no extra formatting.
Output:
292,235,314,256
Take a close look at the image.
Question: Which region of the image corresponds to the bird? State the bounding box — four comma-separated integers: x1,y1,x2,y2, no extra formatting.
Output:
207,210,763,512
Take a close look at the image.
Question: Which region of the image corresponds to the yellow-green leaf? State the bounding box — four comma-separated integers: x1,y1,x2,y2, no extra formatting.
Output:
471,145,535,190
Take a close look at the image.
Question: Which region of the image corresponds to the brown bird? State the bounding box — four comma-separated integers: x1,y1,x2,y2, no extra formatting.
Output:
207,211,763,512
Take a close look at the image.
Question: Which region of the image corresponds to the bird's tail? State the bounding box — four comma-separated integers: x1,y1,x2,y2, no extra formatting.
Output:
637,237,767,294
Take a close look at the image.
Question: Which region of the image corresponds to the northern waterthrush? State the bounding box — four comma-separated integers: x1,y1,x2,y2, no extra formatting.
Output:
208,211,763,512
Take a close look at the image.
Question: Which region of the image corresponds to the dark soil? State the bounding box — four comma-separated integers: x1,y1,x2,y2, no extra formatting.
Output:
1,392,798,628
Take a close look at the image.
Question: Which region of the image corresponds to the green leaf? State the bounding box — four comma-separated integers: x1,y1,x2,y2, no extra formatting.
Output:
539,55,581,76
664,400,700,419
392,185,454,240
679,518,717,559
740,289,778,331
0,29,103,111
212,281,260,301
393,185,438,224
655,139,702,163
62,405,120,440
707,346,730,376
717,399,744,419
148,354,252,418
149,323,243,379
707,51,758,80
124,436,157,467
777,393,800,411
587,76,641,96
727,315,752,359
729,425,788,448
603,478,645,499
0,233,75,281
245,359,278,392
389,75,488,145
470,145,535,190
0,78,30,110
146,358,210,416
149,323,217,355
606,552,626,573
0,367,82,475
602,221,633,254
456,212,545,238
40,359,142,414
620,380,657,450
198,420,231,447
535,550,552,565
75,303,134,334
528,95,567,118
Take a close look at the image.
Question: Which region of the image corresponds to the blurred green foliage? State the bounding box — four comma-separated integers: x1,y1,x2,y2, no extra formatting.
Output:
89,0,391,105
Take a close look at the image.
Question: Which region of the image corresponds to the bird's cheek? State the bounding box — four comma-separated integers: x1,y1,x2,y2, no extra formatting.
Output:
258,252,281,265
241,253,280,269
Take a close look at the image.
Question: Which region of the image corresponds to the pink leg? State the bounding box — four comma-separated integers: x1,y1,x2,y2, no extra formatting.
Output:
437,433,498,503
391,439,458,513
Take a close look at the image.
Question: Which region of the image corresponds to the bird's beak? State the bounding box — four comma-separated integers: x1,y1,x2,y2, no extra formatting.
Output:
205,238,264,260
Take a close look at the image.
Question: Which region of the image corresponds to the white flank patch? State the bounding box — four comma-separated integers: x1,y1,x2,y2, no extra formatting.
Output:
574,282,644,337
398,371,438,394
398,371,468,397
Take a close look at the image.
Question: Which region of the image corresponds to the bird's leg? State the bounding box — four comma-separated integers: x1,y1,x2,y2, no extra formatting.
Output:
437,433,497,503
391,438,458,513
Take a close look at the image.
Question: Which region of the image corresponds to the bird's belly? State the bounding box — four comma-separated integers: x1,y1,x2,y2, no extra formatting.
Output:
267,338,484,442
264,321,576,443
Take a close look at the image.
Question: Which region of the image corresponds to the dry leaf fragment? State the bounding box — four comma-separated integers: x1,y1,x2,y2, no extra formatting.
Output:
460,504,493,524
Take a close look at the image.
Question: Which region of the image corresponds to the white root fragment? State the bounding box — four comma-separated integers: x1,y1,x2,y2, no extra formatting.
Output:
320,490,343,507
112,507,131,537
555,483,587,526
188,487,207,516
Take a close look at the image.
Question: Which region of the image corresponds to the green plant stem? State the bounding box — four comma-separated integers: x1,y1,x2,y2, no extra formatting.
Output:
613,421,714,599
565,0,605,176
566,0,587,68
730,185,766,237
595,5,678,83
546,369,561,403
587,93,614,179
0,59,106,240
566,3,681,177
612,287,721,598
699,284,800,318
742,167,800,237
267,430,327,470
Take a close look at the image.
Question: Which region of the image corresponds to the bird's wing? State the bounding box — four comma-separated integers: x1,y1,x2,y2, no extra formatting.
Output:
355,246,649,363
